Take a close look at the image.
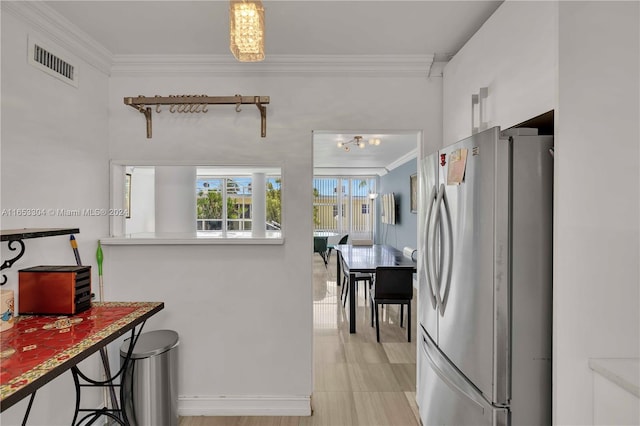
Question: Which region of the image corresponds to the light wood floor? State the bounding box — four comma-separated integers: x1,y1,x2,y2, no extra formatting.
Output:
180,254,420,426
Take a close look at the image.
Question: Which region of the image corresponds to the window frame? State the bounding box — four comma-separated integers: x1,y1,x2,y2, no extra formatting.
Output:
105,161,284,245
313,176,376,240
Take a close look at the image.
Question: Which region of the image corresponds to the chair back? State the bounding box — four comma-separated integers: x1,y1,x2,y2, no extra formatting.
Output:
373,267,414,299
314,236,328,253
338,234,349,245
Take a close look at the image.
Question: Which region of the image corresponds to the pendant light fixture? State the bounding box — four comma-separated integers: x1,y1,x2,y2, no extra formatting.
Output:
229,0,265,62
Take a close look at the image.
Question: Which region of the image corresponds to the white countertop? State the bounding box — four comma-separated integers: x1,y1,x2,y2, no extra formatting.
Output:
589,358,640,398
100,231,284,245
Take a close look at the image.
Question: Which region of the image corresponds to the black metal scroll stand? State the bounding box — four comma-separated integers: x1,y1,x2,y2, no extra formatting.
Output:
1,239,25,285
1,228,80,285
69,321,146,426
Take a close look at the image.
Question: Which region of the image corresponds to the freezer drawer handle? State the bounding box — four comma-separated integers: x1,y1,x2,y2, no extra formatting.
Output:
421,334,486,412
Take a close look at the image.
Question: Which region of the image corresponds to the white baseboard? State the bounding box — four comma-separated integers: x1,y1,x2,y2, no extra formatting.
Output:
178,395,312,416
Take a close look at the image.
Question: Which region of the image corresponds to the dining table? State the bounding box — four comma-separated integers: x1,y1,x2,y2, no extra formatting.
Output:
335,244,416,333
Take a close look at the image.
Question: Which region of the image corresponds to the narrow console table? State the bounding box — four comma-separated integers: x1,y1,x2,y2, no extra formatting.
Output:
0,301,164,424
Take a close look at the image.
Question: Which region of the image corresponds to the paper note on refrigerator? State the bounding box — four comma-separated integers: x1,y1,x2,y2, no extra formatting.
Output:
447,148,468,185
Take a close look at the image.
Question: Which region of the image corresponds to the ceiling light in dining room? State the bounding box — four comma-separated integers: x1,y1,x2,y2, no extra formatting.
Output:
337,136,366,152
337,136,382,152
229,0,265,62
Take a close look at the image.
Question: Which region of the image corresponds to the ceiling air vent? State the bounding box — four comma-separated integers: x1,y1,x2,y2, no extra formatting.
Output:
28,36,78,88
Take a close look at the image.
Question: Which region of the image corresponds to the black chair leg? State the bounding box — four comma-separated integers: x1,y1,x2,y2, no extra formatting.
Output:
341,277,348,307
400,304,404,328
407,302,411,342
374,303,380,342
370,296,374,327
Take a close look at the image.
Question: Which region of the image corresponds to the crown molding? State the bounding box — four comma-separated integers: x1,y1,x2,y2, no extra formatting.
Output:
313,167,389,177
110,54,435,77
385,148,418,172
2,1,435,77
1,1,113,75
428,61,448,78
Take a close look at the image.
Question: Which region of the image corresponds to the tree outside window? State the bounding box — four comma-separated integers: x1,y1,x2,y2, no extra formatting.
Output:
197,175,281,232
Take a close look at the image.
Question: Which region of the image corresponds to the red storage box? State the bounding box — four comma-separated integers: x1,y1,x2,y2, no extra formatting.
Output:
18,265,91,315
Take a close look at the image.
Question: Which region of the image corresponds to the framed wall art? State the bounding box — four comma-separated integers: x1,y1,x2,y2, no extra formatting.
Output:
410,173,417,214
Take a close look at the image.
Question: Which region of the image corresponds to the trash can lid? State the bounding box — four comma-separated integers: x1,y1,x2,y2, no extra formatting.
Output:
120,329,179,359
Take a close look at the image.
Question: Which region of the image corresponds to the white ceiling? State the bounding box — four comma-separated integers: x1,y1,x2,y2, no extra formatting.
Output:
45,0,503,173
312,130,420,173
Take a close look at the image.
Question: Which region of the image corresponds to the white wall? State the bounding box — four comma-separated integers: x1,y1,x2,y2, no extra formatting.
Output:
0,1,444,417
0,9,110,425
442,1,640,424
555,2,639,424
443,0,557,145
1,29,442,418
125,166,155,234
103,70,442,415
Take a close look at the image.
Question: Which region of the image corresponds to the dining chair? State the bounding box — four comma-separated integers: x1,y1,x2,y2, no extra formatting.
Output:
313,236,329,266
370,266,414,342
327,234,348,263
339,253,373,307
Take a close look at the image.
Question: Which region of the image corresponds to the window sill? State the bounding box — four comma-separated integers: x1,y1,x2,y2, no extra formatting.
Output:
100,232,284,246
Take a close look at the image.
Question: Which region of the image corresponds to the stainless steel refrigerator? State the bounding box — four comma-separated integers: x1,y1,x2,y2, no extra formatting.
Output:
416,126,553,425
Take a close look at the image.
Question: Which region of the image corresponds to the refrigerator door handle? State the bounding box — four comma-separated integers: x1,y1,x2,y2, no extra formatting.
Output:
438,185,454,315
430,184,446,315
421,333,487,412
423,184,439,309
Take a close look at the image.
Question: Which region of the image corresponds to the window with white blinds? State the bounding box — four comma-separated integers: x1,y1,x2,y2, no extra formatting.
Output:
313,177,376,240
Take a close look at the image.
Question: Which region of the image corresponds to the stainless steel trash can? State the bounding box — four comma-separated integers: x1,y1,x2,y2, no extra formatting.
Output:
120,329,179,426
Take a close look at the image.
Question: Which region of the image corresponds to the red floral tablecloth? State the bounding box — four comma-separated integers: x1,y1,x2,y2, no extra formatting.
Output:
0,301,163,406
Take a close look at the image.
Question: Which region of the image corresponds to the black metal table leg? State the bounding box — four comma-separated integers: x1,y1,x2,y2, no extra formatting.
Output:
70,320,146,426
20,391,36,426
349,272,356,333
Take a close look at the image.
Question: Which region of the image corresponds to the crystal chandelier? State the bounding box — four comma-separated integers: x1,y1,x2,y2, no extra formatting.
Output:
229,0,265,62
337,136,382,152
